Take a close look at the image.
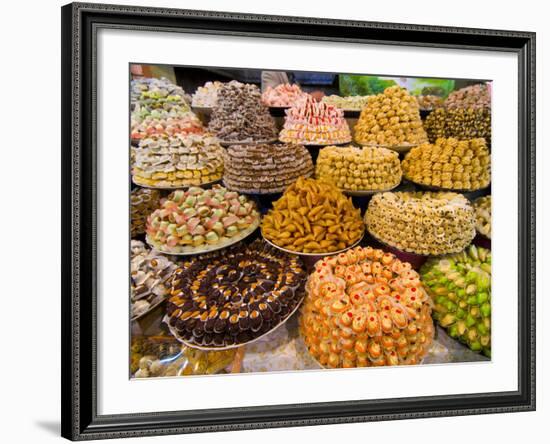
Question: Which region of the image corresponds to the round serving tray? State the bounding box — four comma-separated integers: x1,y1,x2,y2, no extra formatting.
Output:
219,138,278,147
163,293,305,351
146,218,260,256
262,232,364,258
132,178,222,191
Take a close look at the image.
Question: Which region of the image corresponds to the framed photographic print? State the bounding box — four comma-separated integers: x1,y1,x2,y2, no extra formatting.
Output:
61,2,536,440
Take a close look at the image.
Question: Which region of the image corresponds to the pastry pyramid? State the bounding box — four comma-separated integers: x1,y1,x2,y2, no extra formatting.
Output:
354,86,427,147
279,96,351,145
208,81,278,143
223,143,313,194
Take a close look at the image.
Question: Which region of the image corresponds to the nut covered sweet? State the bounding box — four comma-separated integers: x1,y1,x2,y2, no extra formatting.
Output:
425,108,491,145
261,177,364,253
208,81,278,143
365,191,476,255
354,86,427,147
402,137,491,190
316,145,402,192
165,239,307,348
146,185,260,253
444,84,491,110
223,143,313,194
473,196,491,239
132,133,224,188
300,246,434,368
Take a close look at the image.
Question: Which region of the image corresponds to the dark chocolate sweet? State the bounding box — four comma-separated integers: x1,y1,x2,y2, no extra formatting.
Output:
165,239,306,347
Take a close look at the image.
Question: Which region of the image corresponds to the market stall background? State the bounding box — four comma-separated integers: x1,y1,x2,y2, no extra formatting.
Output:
129,64,492,378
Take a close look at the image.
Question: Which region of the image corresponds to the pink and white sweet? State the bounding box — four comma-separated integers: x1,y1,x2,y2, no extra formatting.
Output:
279,96,352,145
261,83,309,107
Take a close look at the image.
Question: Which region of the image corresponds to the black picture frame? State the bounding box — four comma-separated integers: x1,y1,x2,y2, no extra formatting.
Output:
61,2,536,440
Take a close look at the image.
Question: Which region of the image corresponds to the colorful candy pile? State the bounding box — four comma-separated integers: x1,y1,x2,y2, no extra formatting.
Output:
146,185,260,253
261,83,308,107
420,245,491,356
132,133,225,188
300,246,434,368
130,114,204,141
279,96,352,145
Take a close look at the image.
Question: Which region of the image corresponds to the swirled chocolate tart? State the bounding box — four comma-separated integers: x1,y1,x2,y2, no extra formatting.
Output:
165,239,307,348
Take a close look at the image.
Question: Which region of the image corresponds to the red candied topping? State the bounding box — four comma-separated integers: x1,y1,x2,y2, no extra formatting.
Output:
354,294,360,300
347,275,352,279
396,309,402,314
391,351,396,356
347,312,353,318
385,306,390,310
410,277,414,280
369,317,375,321
411,287,417,292
395,295,401,299
411,296,416,301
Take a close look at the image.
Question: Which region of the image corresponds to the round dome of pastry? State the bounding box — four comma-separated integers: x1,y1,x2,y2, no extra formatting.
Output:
131,133,224,188
444,84,491,110
424,108,491,145
402,137,491,191
316,145,402,192
223,143,313,194
365,191,476,256
166,239,307,348
354,86,427,147
279,96,352,145
146,185,260,253
300,246,434,368
420,245,491,357
261,178,364,254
